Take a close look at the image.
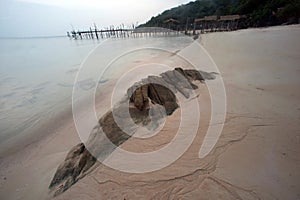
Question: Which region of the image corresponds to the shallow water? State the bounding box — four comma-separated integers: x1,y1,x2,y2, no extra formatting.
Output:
0,35,193,146
0,37,101,143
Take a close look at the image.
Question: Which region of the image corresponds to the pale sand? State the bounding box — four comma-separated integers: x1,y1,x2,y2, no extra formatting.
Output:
1,25,300,199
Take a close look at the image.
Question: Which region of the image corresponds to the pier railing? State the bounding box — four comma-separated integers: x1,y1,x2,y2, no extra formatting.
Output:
67,27,184,40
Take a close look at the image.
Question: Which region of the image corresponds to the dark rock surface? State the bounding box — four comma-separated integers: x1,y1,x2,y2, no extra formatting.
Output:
49,143,96,196
49,68,217,196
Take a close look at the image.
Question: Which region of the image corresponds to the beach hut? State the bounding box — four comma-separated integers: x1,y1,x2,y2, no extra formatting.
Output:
219,15,247,31
163,18,180,30
194,18,205,33
204,15,219,32
194,15,247,33
194,15,219,33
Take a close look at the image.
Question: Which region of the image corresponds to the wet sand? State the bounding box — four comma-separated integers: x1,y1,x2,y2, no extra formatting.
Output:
1,25,300,199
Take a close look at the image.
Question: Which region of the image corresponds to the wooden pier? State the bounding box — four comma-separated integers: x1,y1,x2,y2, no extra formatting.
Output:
68,15,248,40
67,26,183,40
67,28,132,40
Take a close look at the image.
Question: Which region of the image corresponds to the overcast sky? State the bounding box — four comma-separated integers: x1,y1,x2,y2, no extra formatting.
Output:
0,0,192,37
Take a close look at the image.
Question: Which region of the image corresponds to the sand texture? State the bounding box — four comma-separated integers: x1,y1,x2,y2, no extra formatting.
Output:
0,25,300,200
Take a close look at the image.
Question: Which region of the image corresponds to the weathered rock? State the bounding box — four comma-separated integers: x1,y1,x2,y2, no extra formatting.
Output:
49,67,217,196
161,70,192,98
129,84,149,111
148,84,178,115
184,69,218,81
49,143,96,196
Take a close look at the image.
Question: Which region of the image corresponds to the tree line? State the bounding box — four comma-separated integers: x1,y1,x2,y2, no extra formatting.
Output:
139,0,300,29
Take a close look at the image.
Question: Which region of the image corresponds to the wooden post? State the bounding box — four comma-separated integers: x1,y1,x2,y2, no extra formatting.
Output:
71,31,77,39
94,23,99,39
185,18,189,35
90,27,94,39
193,21,196,35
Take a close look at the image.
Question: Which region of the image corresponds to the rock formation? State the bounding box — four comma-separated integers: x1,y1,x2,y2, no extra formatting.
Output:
49,67,217,196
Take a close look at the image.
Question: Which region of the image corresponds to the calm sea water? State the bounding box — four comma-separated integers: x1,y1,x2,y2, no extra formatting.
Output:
0,35,193,147
0,37,101,143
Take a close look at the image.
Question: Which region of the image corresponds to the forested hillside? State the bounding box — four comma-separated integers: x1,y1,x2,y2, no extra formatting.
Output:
140,0,300,28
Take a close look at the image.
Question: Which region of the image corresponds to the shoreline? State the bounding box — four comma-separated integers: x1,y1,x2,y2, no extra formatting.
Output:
1,24,300,199
0,38,194,199
56,24,300,199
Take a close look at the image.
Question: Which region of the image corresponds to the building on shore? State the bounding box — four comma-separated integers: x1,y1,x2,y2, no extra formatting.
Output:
194,15,247,33
163,18,180,30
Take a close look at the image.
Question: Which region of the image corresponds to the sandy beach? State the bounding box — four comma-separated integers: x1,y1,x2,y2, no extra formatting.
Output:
0,25,300,200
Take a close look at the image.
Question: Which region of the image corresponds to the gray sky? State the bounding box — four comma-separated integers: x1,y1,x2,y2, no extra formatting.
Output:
0,0,192,37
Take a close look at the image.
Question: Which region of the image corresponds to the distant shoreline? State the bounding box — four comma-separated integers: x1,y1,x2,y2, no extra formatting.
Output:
0,35,67,40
